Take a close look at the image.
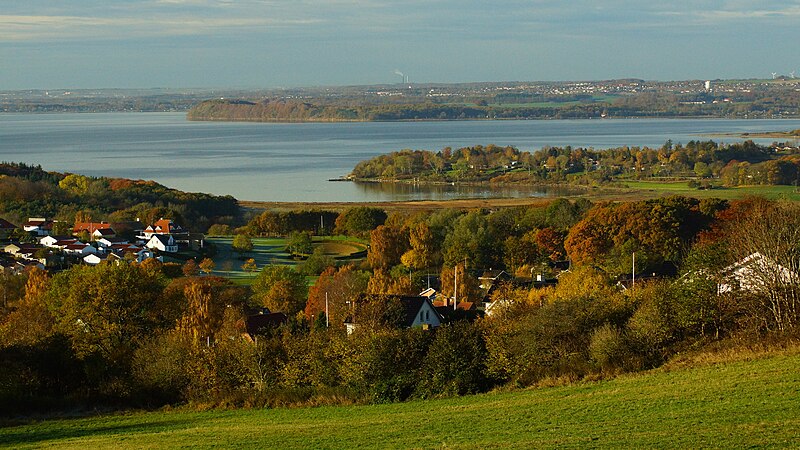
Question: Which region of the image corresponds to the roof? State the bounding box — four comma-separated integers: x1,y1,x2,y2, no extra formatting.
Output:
244,312,288,336
101,237,129,244
73,222,111,233
479,270,511,281
150,234,174,246
0,218,17,230
419,288,437,298
93,228,116,236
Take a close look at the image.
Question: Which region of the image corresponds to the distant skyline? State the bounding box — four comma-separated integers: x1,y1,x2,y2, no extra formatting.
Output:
2,1,799,90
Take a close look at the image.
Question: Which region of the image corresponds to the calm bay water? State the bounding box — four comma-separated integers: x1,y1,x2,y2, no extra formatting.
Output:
1,112,799,202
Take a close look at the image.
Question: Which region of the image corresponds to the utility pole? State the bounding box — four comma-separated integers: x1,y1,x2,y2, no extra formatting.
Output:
325,292,329,328
632,252,636,290
453,263,458,311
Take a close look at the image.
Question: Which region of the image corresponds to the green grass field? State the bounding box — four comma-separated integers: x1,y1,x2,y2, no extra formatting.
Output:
207,236,367,285
615,181,800,202
3,350,799,448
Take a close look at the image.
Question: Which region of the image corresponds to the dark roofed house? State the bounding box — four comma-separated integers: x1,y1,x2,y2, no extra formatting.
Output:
241,311,288,340
345,294,443,334
92,228,117,240
24,218,53,236
478,270,512,289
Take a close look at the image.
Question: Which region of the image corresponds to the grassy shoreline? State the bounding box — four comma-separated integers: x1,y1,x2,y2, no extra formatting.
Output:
240,182,800,213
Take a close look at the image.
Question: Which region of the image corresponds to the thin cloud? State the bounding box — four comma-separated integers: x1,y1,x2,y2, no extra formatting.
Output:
0,14,322,41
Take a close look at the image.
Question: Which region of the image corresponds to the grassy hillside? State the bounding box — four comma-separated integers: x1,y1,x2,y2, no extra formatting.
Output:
3,349,799,448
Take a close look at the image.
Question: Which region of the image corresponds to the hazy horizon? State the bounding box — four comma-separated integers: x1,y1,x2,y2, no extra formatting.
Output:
2,1,799,90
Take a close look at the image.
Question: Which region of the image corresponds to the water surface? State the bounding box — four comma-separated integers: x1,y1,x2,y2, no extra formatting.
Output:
1,113,798,202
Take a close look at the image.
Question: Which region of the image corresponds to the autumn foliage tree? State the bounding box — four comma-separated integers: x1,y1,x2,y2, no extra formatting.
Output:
305,265,370,326
251,265,308,316
565,196,721,275
401,221,438,270
367,225,409,270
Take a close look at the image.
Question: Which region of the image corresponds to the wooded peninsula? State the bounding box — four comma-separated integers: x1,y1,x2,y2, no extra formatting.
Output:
347,139,800,188
186,78,800,122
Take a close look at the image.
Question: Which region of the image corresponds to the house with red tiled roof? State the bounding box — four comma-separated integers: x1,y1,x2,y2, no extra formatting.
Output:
73,221,111,235
139,218,185,239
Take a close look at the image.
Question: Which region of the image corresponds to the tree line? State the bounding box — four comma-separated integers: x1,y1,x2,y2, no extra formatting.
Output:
186,86,800,123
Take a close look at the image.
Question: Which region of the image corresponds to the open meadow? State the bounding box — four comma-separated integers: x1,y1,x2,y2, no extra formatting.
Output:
207,236,367,284
2,347,798,449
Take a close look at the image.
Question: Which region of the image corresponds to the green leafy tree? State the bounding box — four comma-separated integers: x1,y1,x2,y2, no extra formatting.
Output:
232,234,253,255
48,264,170,362
334,207,387,237
252,265,308,316
286,231,314,256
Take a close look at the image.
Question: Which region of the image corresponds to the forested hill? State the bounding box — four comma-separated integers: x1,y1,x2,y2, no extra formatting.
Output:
185,98,729,122
0,163,239,232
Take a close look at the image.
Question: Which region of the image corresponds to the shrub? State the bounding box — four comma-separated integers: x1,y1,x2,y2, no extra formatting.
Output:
417,322,491,398
588,324,630,372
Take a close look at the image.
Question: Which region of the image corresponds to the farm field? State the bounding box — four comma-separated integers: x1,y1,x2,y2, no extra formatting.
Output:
3,348,799,449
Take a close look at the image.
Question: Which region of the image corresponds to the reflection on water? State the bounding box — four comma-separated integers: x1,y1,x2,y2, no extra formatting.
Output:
352,181,585,201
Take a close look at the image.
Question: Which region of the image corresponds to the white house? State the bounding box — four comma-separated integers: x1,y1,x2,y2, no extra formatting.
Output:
719,252,799,294
92,228,117,240
146,234,178,253
84,253,122,265
40,235,79,249
97,237,129,248
63,243,97,256
23,218,53,236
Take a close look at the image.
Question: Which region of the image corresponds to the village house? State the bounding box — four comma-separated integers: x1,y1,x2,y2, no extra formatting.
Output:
718,252,799,294
146,234,179,253
40,235,79,249
138,218,186,240
97,236,130,249
23,218,54,236
63,243,97,257
345,295,443,335
73,222,114,238
83,252,123,266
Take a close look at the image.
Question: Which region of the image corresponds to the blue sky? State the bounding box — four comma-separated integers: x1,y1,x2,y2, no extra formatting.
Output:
2,1,799,89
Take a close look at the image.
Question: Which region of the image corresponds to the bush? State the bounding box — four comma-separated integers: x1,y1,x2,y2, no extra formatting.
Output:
588,324,630,372
417,322,491,398
132,332,194,405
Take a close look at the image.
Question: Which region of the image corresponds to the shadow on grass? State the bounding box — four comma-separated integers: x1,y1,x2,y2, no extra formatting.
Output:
0,418,196,446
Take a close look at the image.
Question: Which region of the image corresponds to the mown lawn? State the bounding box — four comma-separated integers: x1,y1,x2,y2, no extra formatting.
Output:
206,236,367,285
2,351,799,448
